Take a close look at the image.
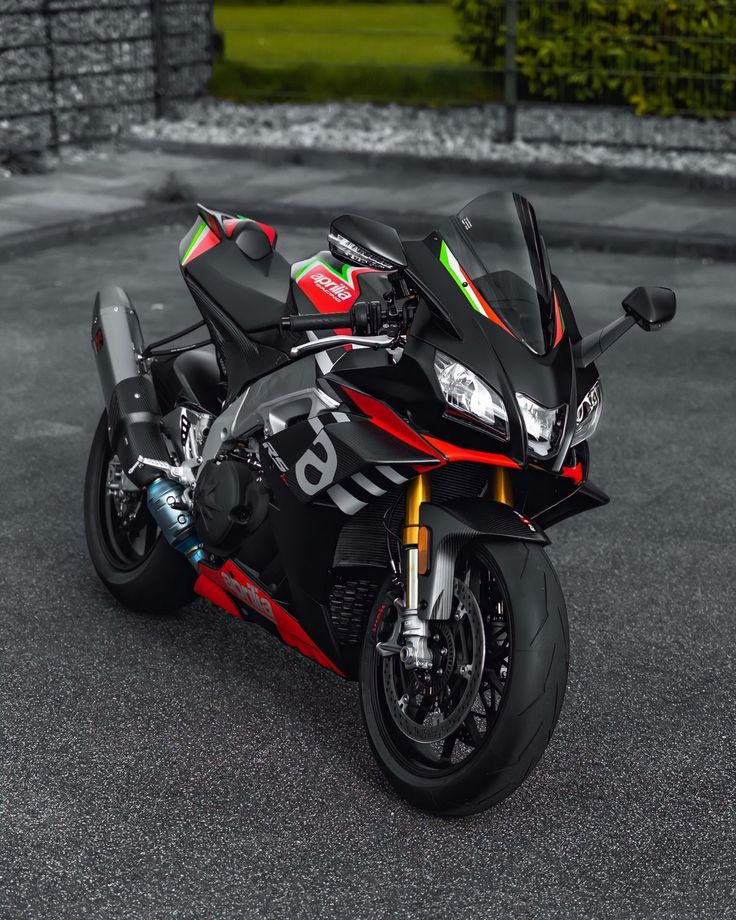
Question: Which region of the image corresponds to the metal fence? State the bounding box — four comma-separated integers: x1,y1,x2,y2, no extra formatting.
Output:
0,0,212,159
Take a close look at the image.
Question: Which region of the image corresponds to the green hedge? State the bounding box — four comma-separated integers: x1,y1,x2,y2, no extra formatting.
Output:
452,0,736,116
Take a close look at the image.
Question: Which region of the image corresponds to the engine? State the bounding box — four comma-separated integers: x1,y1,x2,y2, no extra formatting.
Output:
192,454,269,554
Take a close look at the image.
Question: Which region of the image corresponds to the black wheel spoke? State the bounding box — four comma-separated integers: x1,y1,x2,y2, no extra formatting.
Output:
484,667,505,694
441,732,458,760
463,713,483,748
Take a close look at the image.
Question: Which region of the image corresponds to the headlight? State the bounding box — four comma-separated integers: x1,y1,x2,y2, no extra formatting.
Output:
434,352,509,440
571,380,604,447
515,393,567,459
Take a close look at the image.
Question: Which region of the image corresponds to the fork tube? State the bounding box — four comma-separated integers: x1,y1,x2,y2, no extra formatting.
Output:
403,473,431,612
492,467,514,507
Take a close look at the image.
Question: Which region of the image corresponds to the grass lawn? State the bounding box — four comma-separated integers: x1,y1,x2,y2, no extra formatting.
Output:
210,2,497,105
213,3,468,69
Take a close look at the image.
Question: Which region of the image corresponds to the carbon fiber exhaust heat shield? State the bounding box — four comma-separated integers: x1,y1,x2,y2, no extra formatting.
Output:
91,286,170,487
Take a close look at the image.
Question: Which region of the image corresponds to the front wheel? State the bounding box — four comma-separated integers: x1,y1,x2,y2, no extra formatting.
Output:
359,539,569,817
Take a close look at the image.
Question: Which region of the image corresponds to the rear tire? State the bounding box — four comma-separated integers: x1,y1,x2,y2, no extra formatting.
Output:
359,539,568,817
84,411,196,614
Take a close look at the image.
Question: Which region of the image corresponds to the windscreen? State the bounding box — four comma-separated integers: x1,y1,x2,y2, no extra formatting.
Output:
437,192,554,354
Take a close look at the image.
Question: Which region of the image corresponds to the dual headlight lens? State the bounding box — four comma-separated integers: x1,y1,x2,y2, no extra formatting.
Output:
514,394,566,459
434,351,603,457
433,352,509,440
570,380,604,448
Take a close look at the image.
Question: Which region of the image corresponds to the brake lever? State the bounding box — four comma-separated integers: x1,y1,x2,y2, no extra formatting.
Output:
289,333,399,359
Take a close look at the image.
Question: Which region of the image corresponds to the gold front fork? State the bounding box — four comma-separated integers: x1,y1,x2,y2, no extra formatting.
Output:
491,467,514,507
399,472,432,668
403,473,431,611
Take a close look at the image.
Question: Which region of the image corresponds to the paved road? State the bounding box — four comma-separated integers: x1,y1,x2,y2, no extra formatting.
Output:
0,221,734,920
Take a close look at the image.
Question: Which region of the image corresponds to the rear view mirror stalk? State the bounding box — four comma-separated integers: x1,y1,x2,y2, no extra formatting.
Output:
574,314,636,368
574,285,676,368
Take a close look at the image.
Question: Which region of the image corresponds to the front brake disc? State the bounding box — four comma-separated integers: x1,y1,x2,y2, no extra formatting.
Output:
382,579,486,744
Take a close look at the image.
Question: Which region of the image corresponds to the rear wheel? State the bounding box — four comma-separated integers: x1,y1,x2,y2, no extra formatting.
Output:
359,539,568,817
83,411,196,613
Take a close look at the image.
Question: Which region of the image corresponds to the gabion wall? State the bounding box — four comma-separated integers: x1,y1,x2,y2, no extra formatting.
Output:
0,0,212,159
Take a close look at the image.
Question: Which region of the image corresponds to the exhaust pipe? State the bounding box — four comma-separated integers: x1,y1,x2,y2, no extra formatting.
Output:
91,286,170,488
91,286,204,567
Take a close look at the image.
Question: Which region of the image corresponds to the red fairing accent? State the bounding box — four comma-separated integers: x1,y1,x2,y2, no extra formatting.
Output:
181,226,221,267
561,461,584,485
222,217,240,238
203,212,223,239
198,561,345,677
339,387,443,462
423,436,521,469
552,290,565,349
255,221,277,246
221,217,278,247
459,265,515,338
194,574,241,618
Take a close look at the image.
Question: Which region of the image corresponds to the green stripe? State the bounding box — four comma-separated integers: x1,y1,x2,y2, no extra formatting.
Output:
439,241,484,315
294,257,356,284
182,220,207,264
294,257,319,281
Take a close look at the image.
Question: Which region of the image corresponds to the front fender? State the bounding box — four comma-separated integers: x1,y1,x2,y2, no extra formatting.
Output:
418,498,548,621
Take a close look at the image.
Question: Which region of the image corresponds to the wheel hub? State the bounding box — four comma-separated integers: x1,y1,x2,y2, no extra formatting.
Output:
380,579,486,744
106,456,145,529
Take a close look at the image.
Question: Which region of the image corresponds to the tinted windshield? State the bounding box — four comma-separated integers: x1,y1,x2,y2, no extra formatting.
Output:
437,192,554,354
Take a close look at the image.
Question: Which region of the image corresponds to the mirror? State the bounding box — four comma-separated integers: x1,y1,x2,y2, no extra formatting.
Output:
622,286,676,331
329,214,407,270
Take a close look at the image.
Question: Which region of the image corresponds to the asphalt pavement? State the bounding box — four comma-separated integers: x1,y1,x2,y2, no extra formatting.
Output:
0,218,735,920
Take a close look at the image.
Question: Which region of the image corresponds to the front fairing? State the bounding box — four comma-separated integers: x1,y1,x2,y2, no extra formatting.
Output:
403,235,598,472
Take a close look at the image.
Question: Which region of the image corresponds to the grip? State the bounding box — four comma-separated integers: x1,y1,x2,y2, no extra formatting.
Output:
284,310,354,332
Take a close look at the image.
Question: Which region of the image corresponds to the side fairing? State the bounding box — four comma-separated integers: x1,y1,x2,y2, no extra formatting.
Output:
262,409,439,515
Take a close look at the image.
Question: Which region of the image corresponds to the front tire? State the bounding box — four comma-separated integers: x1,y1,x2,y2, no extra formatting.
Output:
359,539,568,817
84,411,196,614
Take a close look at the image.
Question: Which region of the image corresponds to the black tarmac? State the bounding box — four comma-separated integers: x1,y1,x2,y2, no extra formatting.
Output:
0,224,734,919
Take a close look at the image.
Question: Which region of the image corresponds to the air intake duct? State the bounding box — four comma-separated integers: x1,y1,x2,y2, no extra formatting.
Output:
91,286,171,488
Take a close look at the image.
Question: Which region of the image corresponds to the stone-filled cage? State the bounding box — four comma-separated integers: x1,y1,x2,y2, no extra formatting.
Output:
1,0,212,159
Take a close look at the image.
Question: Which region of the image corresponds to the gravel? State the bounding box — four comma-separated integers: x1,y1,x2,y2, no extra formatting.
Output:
131,99,736,181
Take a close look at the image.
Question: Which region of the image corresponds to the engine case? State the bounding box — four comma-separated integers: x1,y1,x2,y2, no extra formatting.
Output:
193,457,269,554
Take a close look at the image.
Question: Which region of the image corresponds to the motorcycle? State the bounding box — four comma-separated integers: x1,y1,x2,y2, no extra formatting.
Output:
84,192,675,816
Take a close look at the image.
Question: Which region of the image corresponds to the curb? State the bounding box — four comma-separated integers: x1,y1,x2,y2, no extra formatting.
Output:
0,201,190,264
124,134,736,192
1,196,734,265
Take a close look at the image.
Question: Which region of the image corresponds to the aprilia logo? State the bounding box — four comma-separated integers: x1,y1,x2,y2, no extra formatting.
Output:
310,272,353,302
221,570,276,624
294,428,337,495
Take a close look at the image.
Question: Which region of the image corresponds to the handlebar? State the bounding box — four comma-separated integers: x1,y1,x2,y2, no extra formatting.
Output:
281,298,416,337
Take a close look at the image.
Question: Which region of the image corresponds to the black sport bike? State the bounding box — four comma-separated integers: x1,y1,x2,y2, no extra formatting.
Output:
84,192,675,816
